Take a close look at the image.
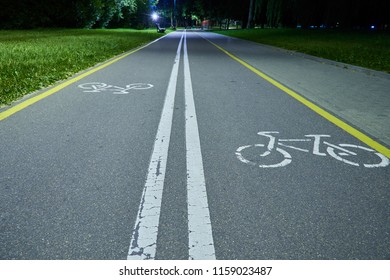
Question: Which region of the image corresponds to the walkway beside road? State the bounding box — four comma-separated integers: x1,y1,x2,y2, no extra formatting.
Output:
201,32,390,147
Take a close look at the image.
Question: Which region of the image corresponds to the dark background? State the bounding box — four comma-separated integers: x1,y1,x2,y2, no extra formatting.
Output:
0,0,388,29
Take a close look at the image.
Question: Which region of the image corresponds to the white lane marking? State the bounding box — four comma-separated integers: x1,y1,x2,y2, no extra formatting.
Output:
326,143,390,168
236,144,292,168
78,82,153,94
127,32,184,260
279,139,311,142
183,31,216,260
236,131,389,168
278,143,309,153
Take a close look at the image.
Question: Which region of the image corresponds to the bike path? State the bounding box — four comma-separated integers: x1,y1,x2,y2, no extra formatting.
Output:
0,32,183,259
200,32,390,149
0,31,389,260
184,31,389,259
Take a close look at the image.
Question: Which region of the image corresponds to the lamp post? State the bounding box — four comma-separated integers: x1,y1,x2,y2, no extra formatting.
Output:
173,0,177,29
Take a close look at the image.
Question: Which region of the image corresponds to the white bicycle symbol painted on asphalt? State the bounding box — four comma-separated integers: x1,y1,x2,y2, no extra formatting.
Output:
236,131,389,168
78,82,154,94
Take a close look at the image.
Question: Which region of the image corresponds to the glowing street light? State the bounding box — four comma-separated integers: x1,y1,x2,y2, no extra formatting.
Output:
152,12,159,21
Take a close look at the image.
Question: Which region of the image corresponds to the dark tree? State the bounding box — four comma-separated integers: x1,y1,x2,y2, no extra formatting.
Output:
1,0,388,29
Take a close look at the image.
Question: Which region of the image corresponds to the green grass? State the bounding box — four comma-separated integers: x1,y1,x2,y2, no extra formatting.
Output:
0,29,166,106
215,28,390,73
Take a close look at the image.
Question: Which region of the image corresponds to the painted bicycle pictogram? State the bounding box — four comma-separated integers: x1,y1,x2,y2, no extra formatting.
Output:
78,82,154,94
236,131,389,168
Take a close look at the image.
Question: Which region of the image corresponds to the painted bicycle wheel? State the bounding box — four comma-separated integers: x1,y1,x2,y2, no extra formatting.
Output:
235,144,292,168
327,144,389,168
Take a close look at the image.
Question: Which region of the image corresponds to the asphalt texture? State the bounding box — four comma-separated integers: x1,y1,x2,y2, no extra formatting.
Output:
204,32,390,147
0,30,389,260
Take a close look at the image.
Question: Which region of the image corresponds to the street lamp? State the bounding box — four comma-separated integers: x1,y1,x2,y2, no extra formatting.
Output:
152,12,166,33
152,12,159,22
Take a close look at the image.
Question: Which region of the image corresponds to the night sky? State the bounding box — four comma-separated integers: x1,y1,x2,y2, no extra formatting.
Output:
0,0,388,29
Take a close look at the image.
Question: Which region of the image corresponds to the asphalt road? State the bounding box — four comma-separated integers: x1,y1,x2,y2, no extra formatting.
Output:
0,30,389,260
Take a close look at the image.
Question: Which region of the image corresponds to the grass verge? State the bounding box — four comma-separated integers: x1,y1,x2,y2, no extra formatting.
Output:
0,28,166,106
214,29,390,73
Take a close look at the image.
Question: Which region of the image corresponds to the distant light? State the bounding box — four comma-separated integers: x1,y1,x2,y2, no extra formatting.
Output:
152,13,159,21
370,25,375,30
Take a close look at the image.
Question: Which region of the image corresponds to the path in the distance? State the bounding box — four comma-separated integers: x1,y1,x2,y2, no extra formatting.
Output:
0,30,389,260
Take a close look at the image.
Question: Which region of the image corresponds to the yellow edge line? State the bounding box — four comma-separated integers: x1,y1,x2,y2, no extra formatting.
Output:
0,44,148,122
208,40,390,158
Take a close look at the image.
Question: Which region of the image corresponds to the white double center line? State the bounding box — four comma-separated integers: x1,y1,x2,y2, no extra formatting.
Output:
127,32,184,260
127,31,215,260
183,31,216,260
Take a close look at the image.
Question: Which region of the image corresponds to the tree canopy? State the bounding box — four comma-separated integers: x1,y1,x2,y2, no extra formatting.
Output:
0,0,388,29
0,0,146,29
245,0,389,29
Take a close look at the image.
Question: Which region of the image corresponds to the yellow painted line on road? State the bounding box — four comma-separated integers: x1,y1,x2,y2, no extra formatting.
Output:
207,39,390,158
0,39,159,122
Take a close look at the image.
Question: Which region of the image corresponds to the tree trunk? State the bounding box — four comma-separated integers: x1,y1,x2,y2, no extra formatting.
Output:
247,0,255,28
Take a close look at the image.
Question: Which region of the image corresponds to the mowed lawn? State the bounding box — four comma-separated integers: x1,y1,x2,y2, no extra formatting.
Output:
215,28,390,74
0,29,165,106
